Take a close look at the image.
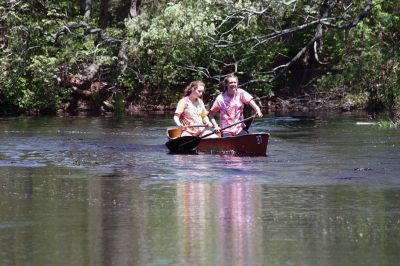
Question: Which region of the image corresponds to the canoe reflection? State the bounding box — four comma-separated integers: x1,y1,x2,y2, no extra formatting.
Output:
90,157,264,265
176,179,263,265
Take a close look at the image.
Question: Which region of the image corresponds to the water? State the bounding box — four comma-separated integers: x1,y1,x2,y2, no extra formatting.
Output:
1,113,399,265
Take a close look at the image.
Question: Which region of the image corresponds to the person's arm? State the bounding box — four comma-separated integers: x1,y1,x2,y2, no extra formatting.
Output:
199,100,213,128
209,111,221,133
239,89,263,118
249,99,263,118
174,98,187,129
203,116,213,128
173,114,185,130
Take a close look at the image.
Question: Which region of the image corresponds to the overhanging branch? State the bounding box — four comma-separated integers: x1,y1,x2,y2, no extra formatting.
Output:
321,0,372,29
214,18,331,48
216,0,374,87
50,22,122,46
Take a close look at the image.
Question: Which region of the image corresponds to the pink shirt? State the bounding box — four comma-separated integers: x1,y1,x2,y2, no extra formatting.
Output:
210,88,253,135
175,96,208,135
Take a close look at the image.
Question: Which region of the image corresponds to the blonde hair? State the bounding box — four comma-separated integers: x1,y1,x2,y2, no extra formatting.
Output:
183,80,205,96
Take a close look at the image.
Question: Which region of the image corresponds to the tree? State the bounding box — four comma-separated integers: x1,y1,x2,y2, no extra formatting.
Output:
129,0,141,19
318,0,400,122
0,0,398,120
123,1,375,103
82,0,92,21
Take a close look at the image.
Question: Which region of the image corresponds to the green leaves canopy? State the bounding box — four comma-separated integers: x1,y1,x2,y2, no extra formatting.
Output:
0,0,398,117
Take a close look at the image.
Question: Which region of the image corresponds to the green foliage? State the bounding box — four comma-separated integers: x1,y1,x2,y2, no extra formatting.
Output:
318,0,400,117
0,0,125,114
0,1,73,114
123,1,219,104
124,0,293,103
378,120,397,129
0,0,399,116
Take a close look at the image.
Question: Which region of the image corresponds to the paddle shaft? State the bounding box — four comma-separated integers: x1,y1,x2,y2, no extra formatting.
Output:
170,124,207,132
202,115,256,138
182,115,255,144
185,124,208,128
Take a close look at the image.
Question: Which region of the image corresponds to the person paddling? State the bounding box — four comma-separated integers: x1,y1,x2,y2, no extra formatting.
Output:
209,74,263,137
173,81,215,137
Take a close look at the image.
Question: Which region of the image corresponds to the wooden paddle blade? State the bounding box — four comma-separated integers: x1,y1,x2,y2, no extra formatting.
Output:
165,136,201,153
167,127,182,138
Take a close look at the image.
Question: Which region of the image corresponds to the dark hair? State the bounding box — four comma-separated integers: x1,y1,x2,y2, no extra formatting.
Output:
222,74,238,90
183,80,205,96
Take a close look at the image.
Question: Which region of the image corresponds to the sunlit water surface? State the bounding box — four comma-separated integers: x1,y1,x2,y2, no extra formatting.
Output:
1,114,399,265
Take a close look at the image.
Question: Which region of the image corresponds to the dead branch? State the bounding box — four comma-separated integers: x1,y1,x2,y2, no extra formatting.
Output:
50,22,122,46
175,65,221,82
214,18,331,48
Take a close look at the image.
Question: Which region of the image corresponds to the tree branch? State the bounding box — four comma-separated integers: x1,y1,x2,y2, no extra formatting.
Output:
320,0,372,29
227,0,373,86
214,18,331,48
50,22,122,46
175,65,221,82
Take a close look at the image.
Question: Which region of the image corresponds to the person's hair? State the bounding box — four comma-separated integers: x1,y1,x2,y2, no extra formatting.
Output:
222,74,238,90
183,80,205,96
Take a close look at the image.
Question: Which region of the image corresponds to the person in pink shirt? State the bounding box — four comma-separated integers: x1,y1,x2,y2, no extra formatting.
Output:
174,80,214,137
209,74,263,136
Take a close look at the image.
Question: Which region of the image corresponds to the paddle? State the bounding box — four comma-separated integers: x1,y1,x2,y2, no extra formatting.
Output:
166,115,256,153
167,124,208,138
243,115,254,133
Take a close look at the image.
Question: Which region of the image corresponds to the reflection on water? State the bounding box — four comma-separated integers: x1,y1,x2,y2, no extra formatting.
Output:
1,114,400,265
176,180,263,265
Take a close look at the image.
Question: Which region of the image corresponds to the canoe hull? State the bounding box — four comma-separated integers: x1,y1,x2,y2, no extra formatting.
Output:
166,127,269,156
197,133,269,156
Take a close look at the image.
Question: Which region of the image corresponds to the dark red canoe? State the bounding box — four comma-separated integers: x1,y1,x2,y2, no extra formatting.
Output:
167,127,269,156
197,133,269,156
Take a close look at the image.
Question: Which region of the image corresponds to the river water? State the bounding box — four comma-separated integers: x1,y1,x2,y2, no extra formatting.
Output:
1,113,399,265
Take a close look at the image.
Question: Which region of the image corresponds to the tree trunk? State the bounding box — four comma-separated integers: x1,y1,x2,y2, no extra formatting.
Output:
83,0,92,21
118,0,141,73
129,0,141,19
99,0,111,29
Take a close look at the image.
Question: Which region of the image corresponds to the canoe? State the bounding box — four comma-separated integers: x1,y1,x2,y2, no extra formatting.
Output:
197,133,269,156
166,127,269,156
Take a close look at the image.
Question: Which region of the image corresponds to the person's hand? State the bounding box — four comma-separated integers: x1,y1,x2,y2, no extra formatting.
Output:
213,126,221,133
256,111,263,118
206,122,213,128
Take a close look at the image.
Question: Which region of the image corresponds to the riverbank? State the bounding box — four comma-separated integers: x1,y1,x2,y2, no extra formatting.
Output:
58,90,362,117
